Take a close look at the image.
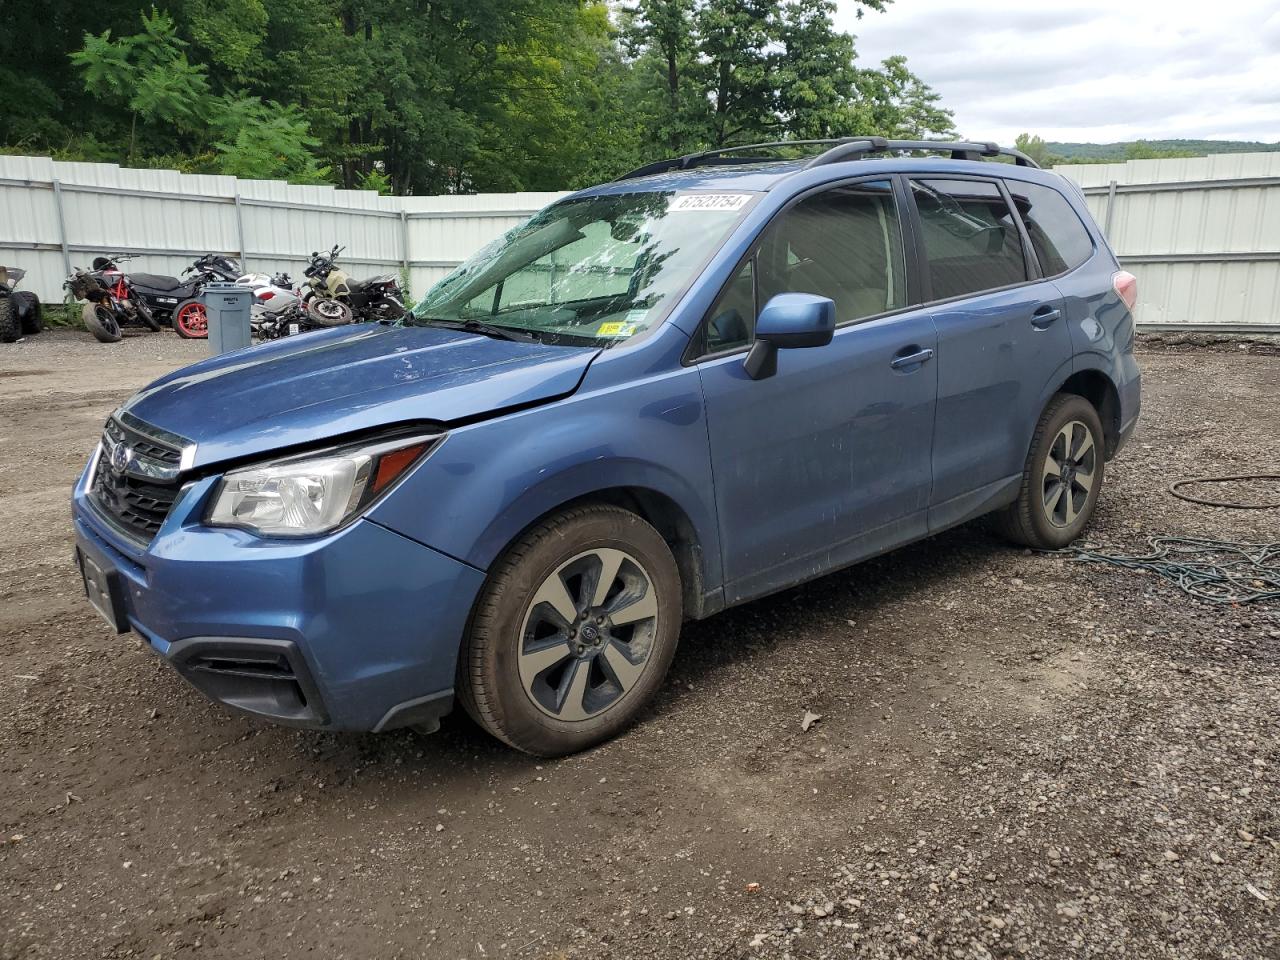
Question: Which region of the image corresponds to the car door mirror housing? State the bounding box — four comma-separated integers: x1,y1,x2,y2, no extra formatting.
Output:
744,293,836,380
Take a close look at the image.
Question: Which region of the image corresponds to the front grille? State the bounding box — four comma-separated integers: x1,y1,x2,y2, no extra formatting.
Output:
92,458,180,539
104,418,181,465
90,416,190,543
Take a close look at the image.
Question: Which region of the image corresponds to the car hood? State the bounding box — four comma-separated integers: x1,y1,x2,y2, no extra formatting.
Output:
121,324,599,468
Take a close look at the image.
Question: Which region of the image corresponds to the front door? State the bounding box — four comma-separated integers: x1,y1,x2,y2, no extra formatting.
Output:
693,179,939,605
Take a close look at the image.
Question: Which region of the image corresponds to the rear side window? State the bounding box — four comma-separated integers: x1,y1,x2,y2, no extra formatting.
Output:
1004,180,1095,276
911,179,1027,301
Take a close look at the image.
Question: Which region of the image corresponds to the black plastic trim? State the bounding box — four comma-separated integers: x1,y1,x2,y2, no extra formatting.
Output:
167,637,330,728
372,689,455,733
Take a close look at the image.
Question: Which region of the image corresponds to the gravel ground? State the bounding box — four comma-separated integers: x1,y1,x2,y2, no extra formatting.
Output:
1,328,1277,960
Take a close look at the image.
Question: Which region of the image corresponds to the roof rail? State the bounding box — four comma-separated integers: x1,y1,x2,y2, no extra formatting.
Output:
614,136,1039,181
805,139,1040,169
614,138,887,182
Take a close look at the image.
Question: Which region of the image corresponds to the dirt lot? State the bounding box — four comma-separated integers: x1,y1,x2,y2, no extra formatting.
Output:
1,329,1277,960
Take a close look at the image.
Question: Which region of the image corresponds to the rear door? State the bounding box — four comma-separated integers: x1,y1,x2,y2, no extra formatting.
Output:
905,176,1073,530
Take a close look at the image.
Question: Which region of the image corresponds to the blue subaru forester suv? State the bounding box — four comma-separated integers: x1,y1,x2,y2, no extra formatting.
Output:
73,138,1140,755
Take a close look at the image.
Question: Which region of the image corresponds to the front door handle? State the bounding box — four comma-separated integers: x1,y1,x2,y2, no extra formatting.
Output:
890,346,935,370
1032,305,1062,329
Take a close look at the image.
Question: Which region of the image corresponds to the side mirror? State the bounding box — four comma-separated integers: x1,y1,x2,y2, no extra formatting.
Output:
744,293,836,380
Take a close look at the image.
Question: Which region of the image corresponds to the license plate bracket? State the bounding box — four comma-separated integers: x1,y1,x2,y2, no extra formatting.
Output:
76,548,130,634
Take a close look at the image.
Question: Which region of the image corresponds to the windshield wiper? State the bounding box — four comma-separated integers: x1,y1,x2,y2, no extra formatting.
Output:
412,316,540,343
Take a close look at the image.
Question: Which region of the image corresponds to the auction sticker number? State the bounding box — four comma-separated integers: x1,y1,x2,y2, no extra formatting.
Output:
667,193,754,213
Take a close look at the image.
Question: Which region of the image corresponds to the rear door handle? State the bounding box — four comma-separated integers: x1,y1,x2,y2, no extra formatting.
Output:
1032,305,1062,329
890,346,935,370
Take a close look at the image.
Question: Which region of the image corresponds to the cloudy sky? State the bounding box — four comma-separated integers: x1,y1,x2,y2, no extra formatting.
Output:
833,0,1280,144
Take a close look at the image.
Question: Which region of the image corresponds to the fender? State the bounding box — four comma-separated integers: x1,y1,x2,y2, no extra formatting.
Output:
367,360,724,592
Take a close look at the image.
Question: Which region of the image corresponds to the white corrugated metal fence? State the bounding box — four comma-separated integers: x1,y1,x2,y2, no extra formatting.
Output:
3,152,1278,329
1054,152,1280,330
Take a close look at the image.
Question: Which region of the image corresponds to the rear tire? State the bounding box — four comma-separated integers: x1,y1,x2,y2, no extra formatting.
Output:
13,291,42,334
0,296,20,343
173,299,208,339
459,504,683,756
995,393,1105,549
83,302,123,343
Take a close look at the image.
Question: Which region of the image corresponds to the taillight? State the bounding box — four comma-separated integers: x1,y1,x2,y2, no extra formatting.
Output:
1112,270,1137,312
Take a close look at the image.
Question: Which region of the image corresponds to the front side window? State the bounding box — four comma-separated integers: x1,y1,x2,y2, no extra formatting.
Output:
1005,180,1095,276
699,179,906,354
912,178,1028,301
412,191,757,346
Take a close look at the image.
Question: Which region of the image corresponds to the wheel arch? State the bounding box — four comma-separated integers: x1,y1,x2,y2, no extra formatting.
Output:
1056,367,1121,459
480,483,714,622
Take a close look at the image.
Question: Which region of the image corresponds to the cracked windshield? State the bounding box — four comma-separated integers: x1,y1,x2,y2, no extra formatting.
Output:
409,191,758,346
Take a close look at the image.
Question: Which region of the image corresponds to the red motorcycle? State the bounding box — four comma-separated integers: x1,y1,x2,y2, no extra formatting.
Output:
64,255,162,343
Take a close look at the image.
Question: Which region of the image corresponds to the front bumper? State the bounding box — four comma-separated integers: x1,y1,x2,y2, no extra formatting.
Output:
72,468,485,732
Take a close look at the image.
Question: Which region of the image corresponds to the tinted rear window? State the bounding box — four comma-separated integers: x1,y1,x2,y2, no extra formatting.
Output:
1005,180,1095,276
911,179,1027,301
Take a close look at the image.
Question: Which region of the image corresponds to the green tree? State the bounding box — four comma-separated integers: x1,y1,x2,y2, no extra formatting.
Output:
857,55,954,140
621,1,698,152
182,0,268,77
774,0,869,139
1014,132,1051,166
693,0,778,147
70,8,211,162
5,0,960,191
209,94,330,182
1124,140,1197,160
621,0,950,159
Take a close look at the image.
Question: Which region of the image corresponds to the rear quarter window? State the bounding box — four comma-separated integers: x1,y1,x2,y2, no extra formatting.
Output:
1004,180,1095,276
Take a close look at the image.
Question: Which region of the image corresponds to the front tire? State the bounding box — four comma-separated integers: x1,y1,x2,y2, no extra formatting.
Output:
996,393,1105,549
306,298,353,327
83,302,122,343
136,300,161,332
459,504,683,756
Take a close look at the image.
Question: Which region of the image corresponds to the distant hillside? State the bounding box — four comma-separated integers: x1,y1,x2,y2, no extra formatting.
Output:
1046,139,1280,161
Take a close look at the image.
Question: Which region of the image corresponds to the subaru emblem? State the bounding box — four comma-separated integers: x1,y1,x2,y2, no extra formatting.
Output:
110,441,134,474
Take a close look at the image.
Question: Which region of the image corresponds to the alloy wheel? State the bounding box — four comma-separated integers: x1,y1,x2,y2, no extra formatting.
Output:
1042,419,1097,527
177,303,207,337
518,548,659,722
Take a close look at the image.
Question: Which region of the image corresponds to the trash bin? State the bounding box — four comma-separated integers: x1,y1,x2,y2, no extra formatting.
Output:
201,282,252,355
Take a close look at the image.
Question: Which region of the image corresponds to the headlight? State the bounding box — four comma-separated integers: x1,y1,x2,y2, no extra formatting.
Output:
206,433,439,537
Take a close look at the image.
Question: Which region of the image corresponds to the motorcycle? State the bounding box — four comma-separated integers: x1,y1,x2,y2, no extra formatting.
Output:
242,270,310,340
0,265,42,343
302,244,405,325
100,253,242,339
65,256,162,343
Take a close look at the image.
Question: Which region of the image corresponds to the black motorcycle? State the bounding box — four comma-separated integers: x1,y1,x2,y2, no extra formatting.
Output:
96,253,242,339
65,256,162,343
